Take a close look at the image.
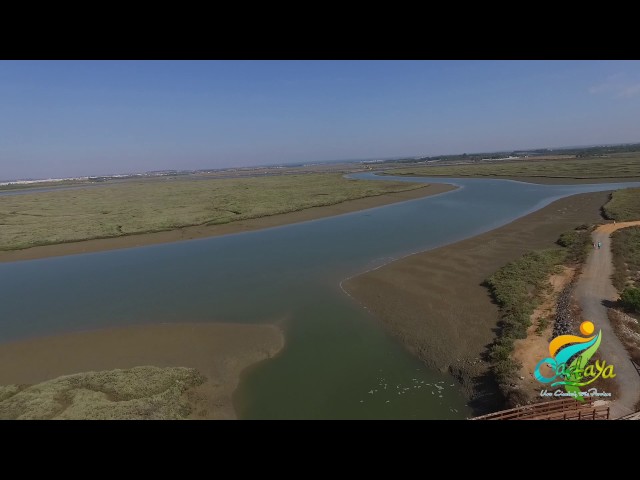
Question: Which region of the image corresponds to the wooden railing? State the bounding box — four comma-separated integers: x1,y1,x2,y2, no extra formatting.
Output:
524,406,610,420
470,398,609,420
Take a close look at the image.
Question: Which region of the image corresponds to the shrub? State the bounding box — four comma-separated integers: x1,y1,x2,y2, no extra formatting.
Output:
621,287,640,313
490,337,514,363
557,231,580,248
493,357,521,386
485,247,568,400
557,228,592,263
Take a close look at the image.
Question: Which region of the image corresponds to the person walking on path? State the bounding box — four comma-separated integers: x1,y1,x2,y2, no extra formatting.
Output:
575,220,640,417
597,241,602,249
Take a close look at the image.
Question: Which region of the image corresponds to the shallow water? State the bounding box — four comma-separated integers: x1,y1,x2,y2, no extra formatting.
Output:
1,175,639,419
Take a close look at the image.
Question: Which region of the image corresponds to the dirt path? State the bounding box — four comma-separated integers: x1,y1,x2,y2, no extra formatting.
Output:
573,221,640,418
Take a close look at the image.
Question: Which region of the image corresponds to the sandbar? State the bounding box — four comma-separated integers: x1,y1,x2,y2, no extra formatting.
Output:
0,322,284,419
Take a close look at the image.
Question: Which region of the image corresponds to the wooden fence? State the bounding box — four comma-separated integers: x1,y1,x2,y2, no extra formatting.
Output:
470,398,610,420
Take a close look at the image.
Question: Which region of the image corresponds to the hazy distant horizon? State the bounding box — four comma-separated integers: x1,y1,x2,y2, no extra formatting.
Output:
3,139,639,183
2,60,640,181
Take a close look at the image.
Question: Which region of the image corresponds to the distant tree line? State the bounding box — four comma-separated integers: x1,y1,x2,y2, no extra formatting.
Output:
383,143,640,165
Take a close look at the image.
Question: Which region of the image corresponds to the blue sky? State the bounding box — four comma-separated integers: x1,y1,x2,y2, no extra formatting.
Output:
1,60,639,180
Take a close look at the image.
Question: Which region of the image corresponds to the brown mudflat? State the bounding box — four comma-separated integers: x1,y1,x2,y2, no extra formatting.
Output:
343,190,612,412
0,322,284,419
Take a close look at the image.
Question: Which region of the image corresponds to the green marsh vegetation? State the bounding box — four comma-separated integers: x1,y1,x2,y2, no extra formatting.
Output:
0,366,205,420
0,174,425,251
611,227,640,291
602,188,640,221
485,249,566,393
606,188,640,314
611,226,640,315
385,154,640,180
484,226,593,403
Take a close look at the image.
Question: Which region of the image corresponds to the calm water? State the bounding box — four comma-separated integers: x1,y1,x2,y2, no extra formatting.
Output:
1,175,639,419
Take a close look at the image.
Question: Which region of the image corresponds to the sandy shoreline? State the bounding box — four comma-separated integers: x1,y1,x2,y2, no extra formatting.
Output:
0,323,284,419
343,190,613,414
0,183,455,263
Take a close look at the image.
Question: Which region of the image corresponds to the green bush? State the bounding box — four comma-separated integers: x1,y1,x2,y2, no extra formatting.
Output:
485,247,568,399
503,318,530,339
621,287,640,313
490,337,514,363
493,357,522,386
557,228,592,263
557,231,580,248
